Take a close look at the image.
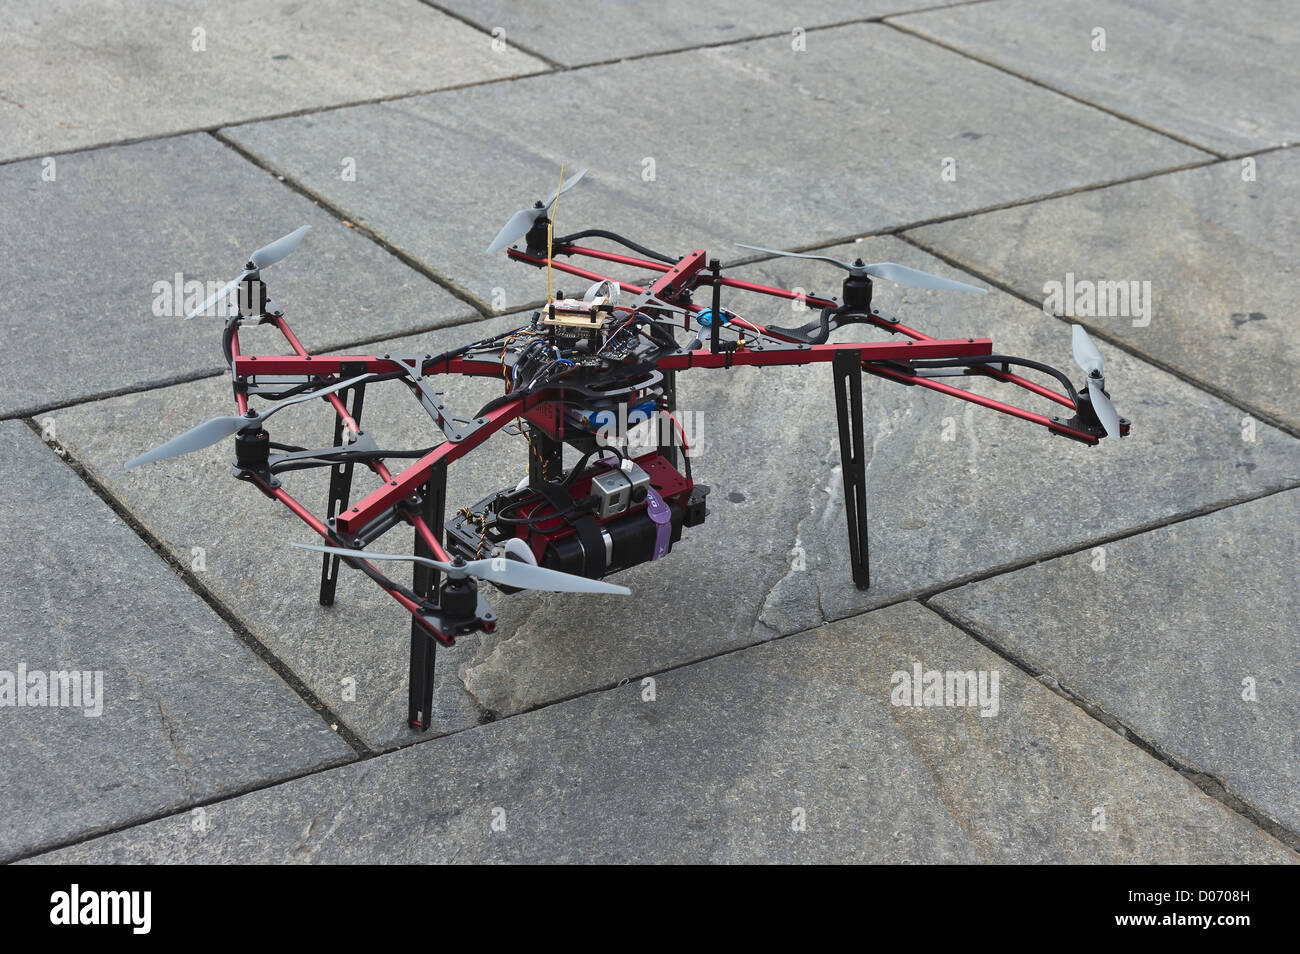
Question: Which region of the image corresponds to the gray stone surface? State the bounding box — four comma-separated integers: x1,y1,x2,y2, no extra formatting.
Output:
436,0,967,66
51,312,538,752
891,0,1299,155
933,490,1300,834
907,152,1300,431
3,0,1296,864
0,421,352,862
0,133,478,417
0,0,543,161
28,602,1296,863
49,238,1300,749
223,23,1204,307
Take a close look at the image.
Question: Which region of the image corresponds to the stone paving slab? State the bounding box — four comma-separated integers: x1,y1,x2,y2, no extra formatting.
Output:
907,151,1300,431
222,23,1204,308
891,0,1299,156
51,312,540,751
28,602,1296,863
435,0,967,67
933,489,1300,835
0,0,544,162
0,421,352,862
0,133,478,418
50,238,1300,749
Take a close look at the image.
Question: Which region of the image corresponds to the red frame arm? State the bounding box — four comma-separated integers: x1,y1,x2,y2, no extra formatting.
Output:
225,239,1109,642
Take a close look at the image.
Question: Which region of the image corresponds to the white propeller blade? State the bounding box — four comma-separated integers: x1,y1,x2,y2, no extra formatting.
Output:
124,372,371,469
185,226,311,319
735,243,986,293
486,168,588,254
486,208,542,256
859,262,987,294
1071,323,1104,376
124,416,257,470
547,167,586,209
1088,384,1123,442
250,225,311,269
185,272,249,320
1070,325,1122,440
293,543,631,595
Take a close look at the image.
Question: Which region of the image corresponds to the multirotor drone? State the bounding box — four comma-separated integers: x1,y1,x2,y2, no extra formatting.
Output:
127,167,1129,731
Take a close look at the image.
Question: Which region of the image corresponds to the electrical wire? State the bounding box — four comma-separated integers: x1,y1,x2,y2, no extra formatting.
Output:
551,229,677,264
659,409,692,483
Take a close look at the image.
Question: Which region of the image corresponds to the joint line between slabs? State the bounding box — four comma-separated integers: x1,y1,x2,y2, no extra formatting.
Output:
919,596,1300,854
18,418,374,758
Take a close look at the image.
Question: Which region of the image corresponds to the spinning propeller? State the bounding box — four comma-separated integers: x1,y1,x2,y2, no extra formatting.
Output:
735,244,987,294
1071,325,1123,441
292,543,631,595
124,372,371,469
185,225,312,320
486,168,589,254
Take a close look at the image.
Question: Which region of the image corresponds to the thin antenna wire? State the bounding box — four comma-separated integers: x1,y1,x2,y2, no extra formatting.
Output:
547,163,565,303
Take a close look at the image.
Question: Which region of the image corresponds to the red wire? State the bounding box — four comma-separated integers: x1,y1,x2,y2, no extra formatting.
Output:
661,409,690,456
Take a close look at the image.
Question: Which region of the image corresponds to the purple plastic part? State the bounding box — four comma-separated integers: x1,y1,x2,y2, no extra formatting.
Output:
646,486,671,560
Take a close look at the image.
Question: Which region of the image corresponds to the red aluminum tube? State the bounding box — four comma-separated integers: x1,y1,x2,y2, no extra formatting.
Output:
736,310,1076,410
255,318,432,548
857,318,1075,409
507,248,649,295
865,363,1098,444
657,266,1075,410
269,316,396,483
252,322,455,635
702,274,839,311
227,242,1101,645
504,249,1068,412
271,315,360,434
335,395,531,536
232,353,506,379
267,482,454,644
657,337,992,371
411,514,451,563
552,244,672,273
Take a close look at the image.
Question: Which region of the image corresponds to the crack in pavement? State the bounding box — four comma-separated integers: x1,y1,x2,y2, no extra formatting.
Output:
291,768,371,861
